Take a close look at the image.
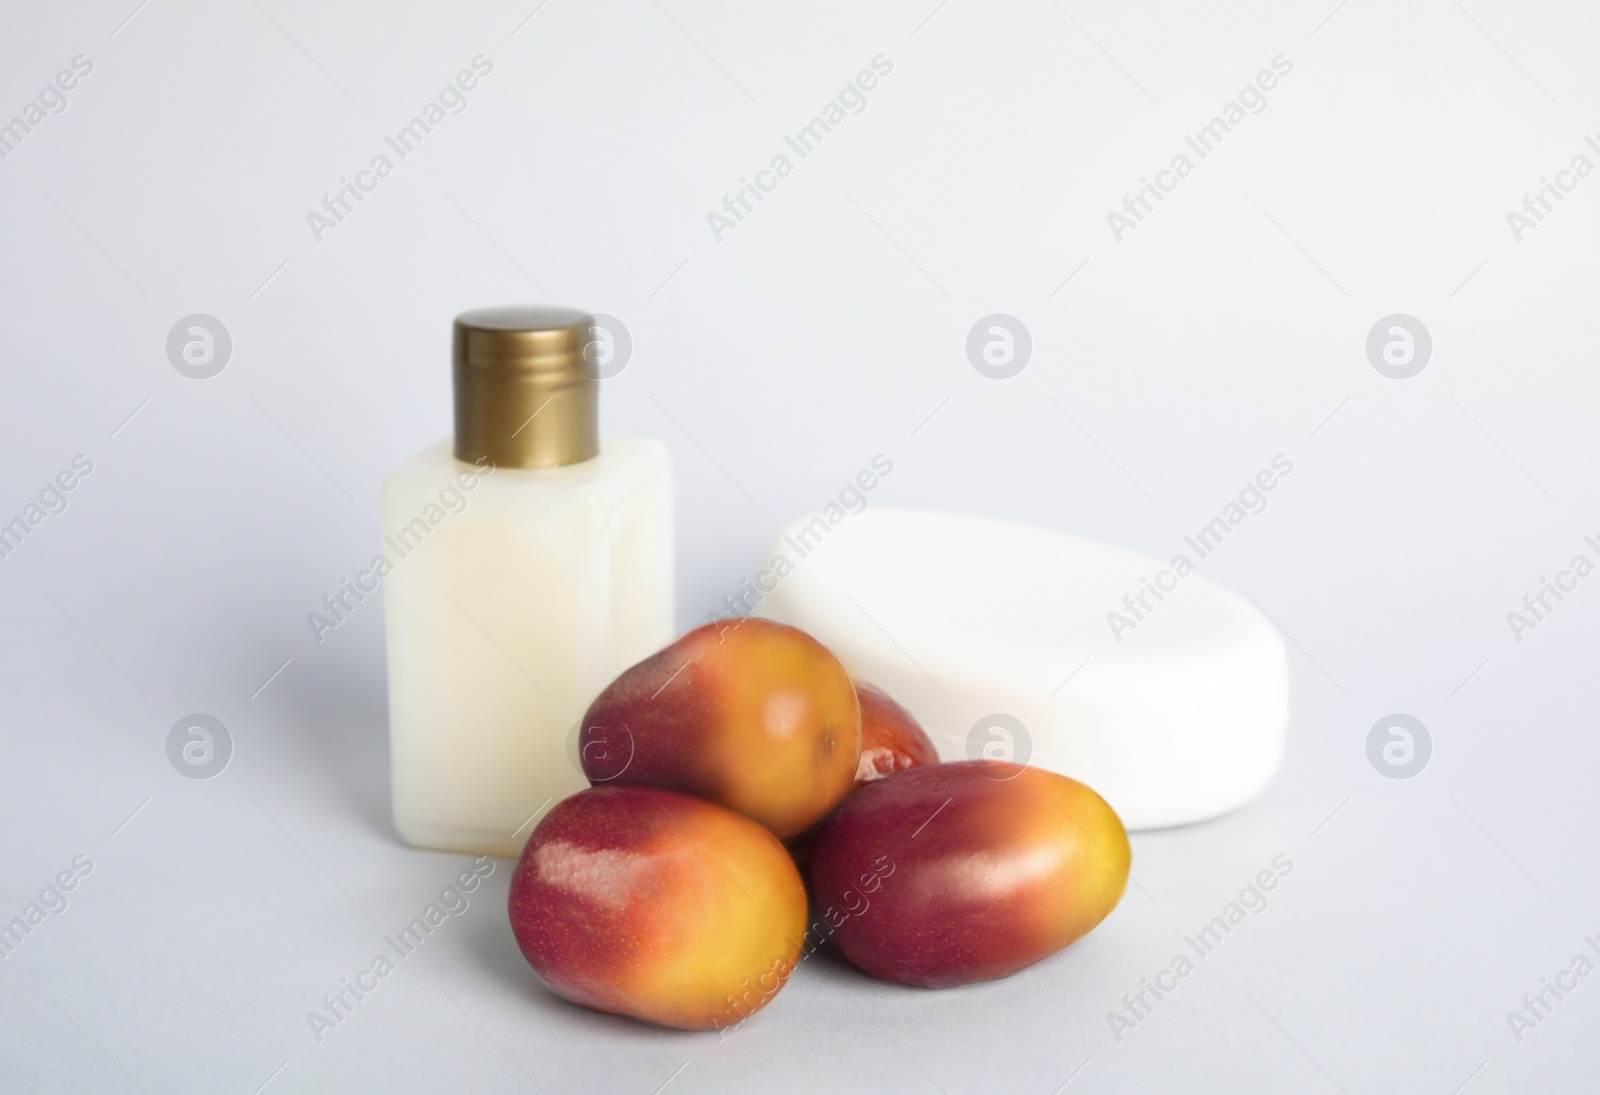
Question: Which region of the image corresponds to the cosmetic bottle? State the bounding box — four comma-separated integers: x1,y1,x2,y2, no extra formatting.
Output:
382,306,673,856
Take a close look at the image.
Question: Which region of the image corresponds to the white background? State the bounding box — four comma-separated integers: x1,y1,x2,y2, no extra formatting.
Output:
3,0,1599,1091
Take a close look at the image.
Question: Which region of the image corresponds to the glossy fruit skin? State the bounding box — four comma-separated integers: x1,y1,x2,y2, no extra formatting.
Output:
580,619,861,838
809,762,1130,988
508,786,807,1030
852,681,939,787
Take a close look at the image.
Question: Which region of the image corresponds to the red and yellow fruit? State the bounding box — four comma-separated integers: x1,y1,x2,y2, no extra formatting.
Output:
808,761,1131,988
512,619,1132,1026
579,619,861,837
851,681,939,787
508,785,807,1030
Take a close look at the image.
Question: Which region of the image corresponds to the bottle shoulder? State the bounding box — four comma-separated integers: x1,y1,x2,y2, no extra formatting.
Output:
381,437,670,515
602,434,671,470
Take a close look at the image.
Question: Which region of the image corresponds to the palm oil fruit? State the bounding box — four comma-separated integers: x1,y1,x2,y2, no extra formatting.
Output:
508,785,807,1030
851,681,939,787
809,761,1131,988
579,619,861,838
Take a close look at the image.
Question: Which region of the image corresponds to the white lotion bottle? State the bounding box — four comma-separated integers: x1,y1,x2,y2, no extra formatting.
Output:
381,306,673,856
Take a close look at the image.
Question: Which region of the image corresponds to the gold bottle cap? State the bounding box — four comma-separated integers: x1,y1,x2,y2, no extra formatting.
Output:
452,305,599,469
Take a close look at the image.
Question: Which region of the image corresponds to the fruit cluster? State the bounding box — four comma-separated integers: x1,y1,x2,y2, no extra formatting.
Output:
507,619,1131,1030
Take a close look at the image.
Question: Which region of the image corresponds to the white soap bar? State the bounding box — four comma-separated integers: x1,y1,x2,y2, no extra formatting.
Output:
756,508,1287,829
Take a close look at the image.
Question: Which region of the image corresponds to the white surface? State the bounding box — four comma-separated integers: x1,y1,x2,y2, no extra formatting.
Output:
757,507,1289,829
2,2,1599,1093
382,437,672,857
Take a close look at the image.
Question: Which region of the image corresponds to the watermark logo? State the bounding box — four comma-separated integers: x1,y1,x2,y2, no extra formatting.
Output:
1366,314,1430,379
1107,453,1294,641
580,313,632,380
569,719,634,781
0,454,93,563
167,314,232,379
1505,536,1600,643
1505,134,1600,242
0,54,94,161
167,713,232,780
704,453,893,626
1366,713,1430,779
307,55,495,243
966,713,1031,775
1107,853,1293,1043
1105,54,1294,241
312,458,495,643
0,854,93,961
706,55,894,242
1506,936,1600,1043
307,858,495,1043
966,314,1031,379
721,853,896,1039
